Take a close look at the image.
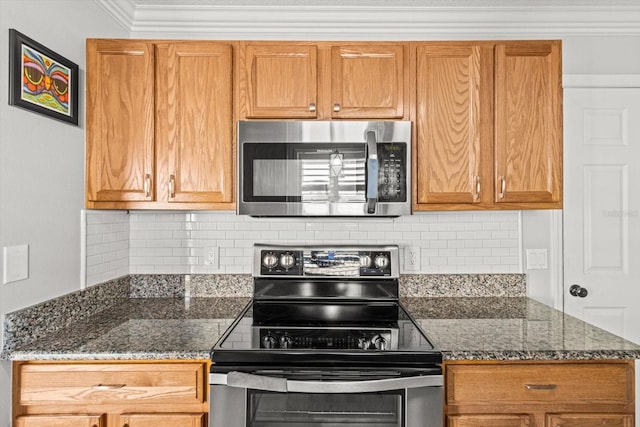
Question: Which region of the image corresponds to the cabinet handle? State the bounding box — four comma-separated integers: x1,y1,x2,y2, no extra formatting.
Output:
308,103,316,112
169,174,176,198
92,383,126,389
144,174,151,197
525,384,557,390
333,103,341,112
499,176,506,199
475,176,481,198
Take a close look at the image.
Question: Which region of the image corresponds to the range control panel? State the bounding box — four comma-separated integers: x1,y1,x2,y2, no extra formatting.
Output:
253,327,396,351
254,245,399,278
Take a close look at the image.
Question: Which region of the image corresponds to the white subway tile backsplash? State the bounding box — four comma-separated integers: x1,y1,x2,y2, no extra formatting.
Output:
84,210,523,279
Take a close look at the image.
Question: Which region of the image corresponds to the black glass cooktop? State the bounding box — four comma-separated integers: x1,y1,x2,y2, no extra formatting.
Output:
211,299,441,371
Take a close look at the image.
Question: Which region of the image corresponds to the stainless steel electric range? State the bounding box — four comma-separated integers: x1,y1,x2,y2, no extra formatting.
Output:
209,244,443,427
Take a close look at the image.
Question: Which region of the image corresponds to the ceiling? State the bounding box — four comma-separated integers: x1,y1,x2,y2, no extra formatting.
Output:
96,0,640,38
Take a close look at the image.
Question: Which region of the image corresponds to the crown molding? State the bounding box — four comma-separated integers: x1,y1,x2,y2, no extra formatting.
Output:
95,0,640,38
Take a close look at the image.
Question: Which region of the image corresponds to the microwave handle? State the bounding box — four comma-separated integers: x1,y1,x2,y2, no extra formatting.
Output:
366,130,379,214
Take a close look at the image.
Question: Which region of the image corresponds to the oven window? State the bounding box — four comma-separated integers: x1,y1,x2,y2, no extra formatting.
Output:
247,390,403,426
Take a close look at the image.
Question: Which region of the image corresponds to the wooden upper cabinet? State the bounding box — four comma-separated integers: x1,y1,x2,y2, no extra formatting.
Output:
86,39,155,204
413,40,562,211
240,43,318,118
415,43,492,205
331,44,405,118
155,42,234,205
494,41,562,205
86,39,235,210
239,42,407,119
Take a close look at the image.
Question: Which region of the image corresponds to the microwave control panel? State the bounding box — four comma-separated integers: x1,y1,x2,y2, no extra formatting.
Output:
377,143,407,202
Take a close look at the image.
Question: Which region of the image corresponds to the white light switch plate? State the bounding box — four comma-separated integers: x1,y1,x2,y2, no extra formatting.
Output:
525,248,548,270
3,244,29,284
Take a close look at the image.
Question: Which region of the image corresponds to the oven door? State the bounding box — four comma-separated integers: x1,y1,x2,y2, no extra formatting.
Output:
210,371,443,427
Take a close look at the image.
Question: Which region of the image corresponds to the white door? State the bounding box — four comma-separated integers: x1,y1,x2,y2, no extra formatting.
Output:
563,86,640,345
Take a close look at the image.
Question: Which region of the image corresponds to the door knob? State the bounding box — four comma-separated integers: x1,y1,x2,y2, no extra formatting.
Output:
569,284,588,298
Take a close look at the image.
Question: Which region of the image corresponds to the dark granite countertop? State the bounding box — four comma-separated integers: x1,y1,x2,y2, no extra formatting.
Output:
4,296,640,361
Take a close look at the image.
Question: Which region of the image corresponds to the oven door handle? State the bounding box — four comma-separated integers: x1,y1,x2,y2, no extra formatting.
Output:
210,372,442,393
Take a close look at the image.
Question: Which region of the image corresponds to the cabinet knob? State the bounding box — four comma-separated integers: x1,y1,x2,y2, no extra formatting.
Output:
525,384,557,390
308,103,316,112
169,174,176,198
499,176,506,199
333,103,341,112
92,383,126,389
144,174,151,197
475,176,481,198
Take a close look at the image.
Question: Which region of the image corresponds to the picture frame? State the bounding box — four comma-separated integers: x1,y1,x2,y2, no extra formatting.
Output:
8,29,79,126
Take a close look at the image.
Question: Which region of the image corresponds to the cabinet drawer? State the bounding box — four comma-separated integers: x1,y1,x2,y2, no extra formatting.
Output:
446,362,633,406
18,362,206,406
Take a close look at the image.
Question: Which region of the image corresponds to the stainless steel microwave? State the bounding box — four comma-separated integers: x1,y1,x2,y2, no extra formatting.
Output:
237,121,411,217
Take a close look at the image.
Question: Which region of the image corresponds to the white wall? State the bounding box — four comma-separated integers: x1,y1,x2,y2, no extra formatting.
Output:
0,1,127,425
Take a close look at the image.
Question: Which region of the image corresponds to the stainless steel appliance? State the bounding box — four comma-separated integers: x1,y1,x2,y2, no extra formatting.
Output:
237,121,411,216
209,244,443,427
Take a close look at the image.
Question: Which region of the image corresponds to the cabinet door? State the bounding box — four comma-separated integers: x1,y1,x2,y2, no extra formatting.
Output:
546,413,633,427
414,43,493,207
86,39,155,205
241,43,318,118
16,415,105,427
448,414,531,427
118,413,205,427
331,44,406,118
494,40,562,205
156,42,234,206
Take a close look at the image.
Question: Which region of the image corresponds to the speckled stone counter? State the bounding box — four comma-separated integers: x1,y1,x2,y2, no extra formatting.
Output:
3,274,640,361
402,297,640,360
4,297,250,360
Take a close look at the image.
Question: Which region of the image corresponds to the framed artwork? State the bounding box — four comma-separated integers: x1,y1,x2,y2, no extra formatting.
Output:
8,29,79,125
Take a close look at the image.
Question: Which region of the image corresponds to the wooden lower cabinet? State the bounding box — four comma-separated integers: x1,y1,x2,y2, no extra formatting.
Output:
118,413,205,427
15,414,106,427
445,361,635,427
13,361,209,427
448,414,532,427
546,414,634,427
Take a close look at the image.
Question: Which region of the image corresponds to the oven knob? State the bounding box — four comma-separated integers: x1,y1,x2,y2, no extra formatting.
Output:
262,252,278,269
374,255,389,269
359,255,372,268
262,333,278,349
374,335,387,351
280,334,293,349
280,253,295,269
357,337,371,350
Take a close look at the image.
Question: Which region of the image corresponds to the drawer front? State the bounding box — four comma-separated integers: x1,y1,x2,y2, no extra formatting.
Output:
18,362,206,406
546,413,634,427
16,414,105,427
446,362,633,405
